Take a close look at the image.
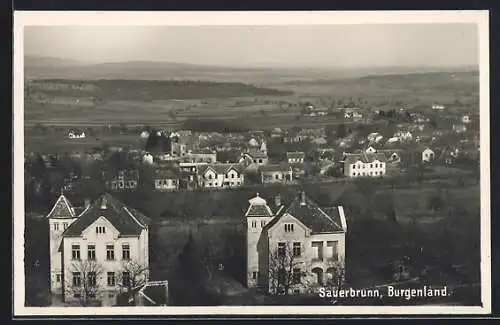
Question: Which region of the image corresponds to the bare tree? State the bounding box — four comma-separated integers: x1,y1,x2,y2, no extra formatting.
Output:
65,260,104,306
117,260,150,298
268,242,308,296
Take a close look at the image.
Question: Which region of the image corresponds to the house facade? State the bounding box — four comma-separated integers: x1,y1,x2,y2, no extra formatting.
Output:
47,193,151,306
241,150,269,171
245,192,347,295
153,168,180,191
197,164,245,188
185,150,217,164
102,169,139,191
342,152,387,178
286,152,305,164
260,164,294,184
422,148,435,163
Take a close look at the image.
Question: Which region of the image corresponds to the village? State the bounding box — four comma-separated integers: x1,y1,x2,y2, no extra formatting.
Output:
24,100,481,307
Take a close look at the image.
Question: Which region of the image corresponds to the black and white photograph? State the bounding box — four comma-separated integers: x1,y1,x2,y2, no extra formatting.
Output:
13,11,491,316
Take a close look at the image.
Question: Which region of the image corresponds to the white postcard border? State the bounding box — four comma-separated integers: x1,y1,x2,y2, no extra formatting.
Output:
13,10,491,316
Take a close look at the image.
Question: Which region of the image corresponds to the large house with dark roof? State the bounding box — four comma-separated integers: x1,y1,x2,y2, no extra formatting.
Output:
47,193,151,306
341,151,387,178
245,191,347,295
197,163,245,188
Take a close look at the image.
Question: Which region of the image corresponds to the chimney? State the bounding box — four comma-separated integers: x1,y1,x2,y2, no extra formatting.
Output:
274,194,282,207
300,191,307,206
84,198,91,209
100,196,108,210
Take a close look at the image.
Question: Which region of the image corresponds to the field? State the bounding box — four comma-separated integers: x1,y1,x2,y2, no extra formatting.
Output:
24,70,479,127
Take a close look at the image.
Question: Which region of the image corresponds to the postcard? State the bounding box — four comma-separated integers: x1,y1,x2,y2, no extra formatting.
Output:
13,10,491,316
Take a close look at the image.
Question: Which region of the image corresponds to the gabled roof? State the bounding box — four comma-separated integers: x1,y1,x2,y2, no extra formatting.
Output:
259,163,292,173
46,194,76,219
286,151,305,159
343,152,387,165
61,193,151,237
244,193,274,217
264,192,345,234
154,167,180,179
244,150,268,159
198,163,244,176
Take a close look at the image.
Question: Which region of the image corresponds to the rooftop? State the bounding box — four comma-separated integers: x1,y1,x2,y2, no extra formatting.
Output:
264,192,345,234
61,193,151,238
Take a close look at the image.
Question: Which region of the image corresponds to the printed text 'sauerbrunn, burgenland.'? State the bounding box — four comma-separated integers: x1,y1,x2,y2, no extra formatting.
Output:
318,286,450,300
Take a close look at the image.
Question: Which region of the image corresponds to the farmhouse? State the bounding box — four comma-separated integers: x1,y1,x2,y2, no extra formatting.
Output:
47,193,151,306
185,150,217,164
240,149,269,171
286,151,305,164
245,191,347,295
68,130,86,139
197,163,245,188
259,164,294,184
342,152,387,178
102,169,139,191
153,167,180,191
421,147,435,163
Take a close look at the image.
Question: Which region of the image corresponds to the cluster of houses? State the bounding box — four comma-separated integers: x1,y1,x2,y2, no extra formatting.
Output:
45,187,347,305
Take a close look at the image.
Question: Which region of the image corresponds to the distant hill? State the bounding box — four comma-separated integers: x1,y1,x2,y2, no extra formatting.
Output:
24,55,86,68
24,55,479,85
26,78,293,101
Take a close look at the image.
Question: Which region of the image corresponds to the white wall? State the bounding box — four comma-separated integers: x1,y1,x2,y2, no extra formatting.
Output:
247,215,274,288
61,217,148,305
344,160,386,177
49,217,78,294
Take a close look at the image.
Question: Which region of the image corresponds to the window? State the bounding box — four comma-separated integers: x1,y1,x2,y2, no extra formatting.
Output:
72,272,81,287
252,271,258,280
278,242,286,257
231,173,235,179
96,226,106,234
106,245,115,260
312,241,323,260
352,172,356,176
122,272,130,287
107,272,115,286
63,222,68,229
251,220,257,228
284,223,294,232
87,245,96,260
56,274,61,283
54,223,59,231
293,242,301,257
352,165,356,169
122,244,130,260
71,245,81,260
292,268,301,284
88,272,97,286
261,220,266,227
119,181,124,188
208,174,213,179
275,174,279,180
327,241,339,261
258,159,263,163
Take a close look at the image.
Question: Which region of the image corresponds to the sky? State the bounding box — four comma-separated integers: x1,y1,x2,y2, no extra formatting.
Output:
24,24,479,68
